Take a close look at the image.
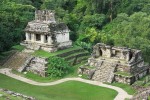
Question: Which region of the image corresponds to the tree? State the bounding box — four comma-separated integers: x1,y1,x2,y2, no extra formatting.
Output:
80,14,106,30
0,1,35,52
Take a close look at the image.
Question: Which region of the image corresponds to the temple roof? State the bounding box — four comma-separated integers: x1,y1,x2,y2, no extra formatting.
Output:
24,10,70,34
35,10,56,23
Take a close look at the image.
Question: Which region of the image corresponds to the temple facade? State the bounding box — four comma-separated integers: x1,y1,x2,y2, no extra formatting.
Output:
21,10,72,52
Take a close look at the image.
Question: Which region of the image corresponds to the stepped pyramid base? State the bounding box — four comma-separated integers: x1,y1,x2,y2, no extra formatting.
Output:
91,61,117,83
2,51,31,70
78,60,116,83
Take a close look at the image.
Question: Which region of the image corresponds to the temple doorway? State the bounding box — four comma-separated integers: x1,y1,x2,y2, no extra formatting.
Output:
36,34,41,41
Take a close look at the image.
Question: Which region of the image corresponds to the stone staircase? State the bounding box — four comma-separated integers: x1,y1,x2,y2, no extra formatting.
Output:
3,52,31,69
92,61,116,83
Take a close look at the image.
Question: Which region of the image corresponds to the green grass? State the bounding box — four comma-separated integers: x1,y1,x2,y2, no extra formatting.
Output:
106,82,136,95
33,45,82,58
64,51,89,59
33,50,53,58
12,70,59,82
148,96,150,100
115,72,132,77
11,45,25,51
0,74,117,100
0,91,22,100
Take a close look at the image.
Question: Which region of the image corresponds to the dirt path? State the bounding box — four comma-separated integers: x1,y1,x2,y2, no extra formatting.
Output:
0,68,132,100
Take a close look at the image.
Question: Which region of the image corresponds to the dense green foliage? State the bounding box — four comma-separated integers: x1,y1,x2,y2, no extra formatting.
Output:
0,0,150,62
47,56,71,77
101,12,150,62
0,0,35,52
0,74,118,100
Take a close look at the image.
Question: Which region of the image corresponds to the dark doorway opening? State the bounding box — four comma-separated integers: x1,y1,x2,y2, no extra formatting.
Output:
45,35,48,43
99,49,102,56
36,34,41,41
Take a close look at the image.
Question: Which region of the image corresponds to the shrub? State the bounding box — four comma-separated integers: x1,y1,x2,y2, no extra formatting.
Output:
47,56,71,78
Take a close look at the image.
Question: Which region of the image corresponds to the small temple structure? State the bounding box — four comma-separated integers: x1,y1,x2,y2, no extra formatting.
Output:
21,10,72,52
79,43,150,84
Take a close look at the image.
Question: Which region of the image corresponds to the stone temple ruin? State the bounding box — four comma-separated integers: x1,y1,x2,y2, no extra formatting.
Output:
15,10,72,76
79,43,150,84
21,10,72,52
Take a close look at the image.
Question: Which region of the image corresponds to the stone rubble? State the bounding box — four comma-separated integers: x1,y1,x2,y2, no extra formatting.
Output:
0,88,36,100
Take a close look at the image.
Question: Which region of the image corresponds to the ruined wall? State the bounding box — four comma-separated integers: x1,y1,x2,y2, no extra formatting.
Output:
35,10,56,23
80,43,150,84
26,57,48,77
116,64,131,73
92,43,132,61
114,74,135,85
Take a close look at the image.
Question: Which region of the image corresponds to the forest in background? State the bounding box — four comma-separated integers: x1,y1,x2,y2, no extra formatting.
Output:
0,0,150,62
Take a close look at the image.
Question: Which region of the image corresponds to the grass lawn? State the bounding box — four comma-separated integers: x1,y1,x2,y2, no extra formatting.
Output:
0,74,117,100
33,45,82,58
107,82,136,95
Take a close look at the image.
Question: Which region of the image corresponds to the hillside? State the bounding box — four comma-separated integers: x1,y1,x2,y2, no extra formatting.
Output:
0,0,150,63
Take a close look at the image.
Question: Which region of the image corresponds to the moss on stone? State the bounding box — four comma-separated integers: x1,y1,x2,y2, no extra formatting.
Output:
115,72,132,77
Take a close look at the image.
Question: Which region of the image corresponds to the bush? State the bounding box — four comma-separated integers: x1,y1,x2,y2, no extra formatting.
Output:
47,56,71,78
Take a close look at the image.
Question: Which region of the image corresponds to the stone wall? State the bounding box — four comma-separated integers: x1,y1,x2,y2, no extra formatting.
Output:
116,64,130,73
114,68,148,84
56,32,70,43
57,41,72,49
26,57,48,77
114,74,135,85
